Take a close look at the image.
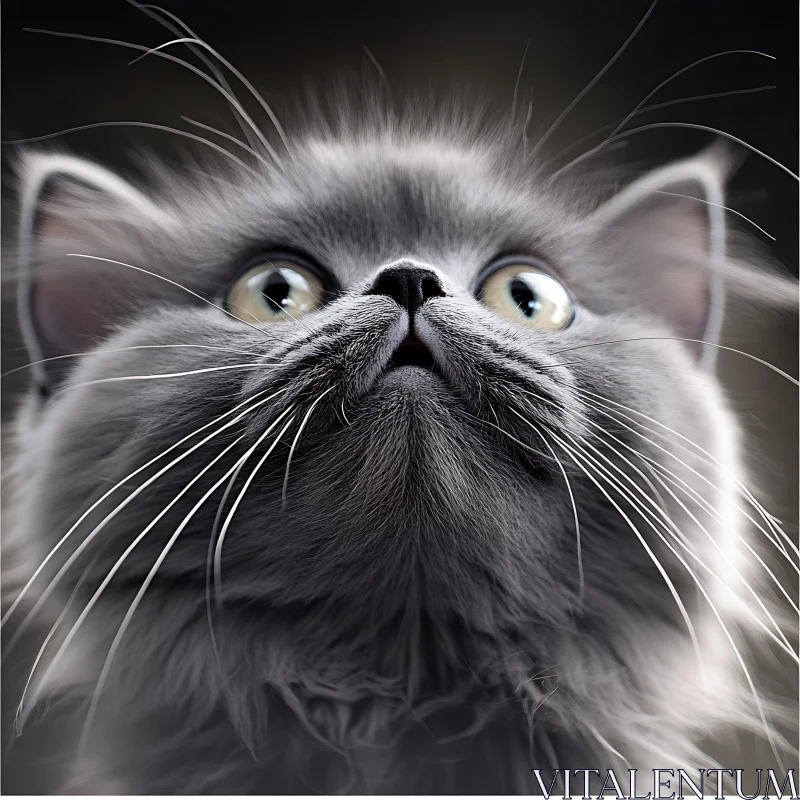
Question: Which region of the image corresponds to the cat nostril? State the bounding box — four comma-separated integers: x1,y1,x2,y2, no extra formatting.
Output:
368,265,445,320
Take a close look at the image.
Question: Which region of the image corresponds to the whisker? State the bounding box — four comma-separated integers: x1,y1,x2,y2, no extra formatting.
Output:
561,409,797,655
551,121,799,183
573,386,799,562
551,429,787,769
128,1,265,154
643,463,798,647
511,411,729,694
129,36,292,163
214,412,297,598
1,343,268,379
531,0,659,155
65,254,294,348
550,382,794,563
608,49,775,140
576,396,800,620
73,362,271,388
181,117,272,169
4,122,260,178
547,336,799,387
547,428,705,671
3,389,287,645
577,392,800,594
75,421,294,755
651,188,775,240
511,39,530,117
16,430,249,732
23,28,278,162
13,556,99,735
204,433,270,681
508,409,584,605
281,386,336,507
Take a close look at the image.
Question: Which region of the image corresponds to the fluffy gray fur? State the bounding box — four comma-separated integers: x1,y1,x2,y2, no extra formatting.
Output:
2,90,796,793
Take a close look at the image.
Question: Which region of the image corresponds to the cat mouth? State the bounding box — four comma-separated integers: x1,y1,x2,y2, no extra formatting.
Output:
386,334,437,371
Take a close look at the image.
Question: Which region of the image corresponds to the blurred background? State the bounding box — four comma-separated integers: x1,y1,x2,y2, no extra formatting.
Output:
2,0,797,792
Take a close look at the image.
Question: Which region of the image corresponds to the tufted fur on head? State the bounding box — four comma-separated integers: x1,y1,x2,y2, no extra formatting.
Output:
2,88,797,793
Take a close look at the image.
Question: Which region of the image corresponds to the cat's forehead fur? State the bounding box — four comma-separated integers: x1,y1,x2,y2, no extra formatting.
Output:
160,136,573,288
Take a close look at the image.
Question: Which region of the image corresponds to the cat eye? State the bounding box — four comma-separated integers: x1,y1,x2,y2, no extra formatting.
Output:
477,260,574,331
226,258,325,323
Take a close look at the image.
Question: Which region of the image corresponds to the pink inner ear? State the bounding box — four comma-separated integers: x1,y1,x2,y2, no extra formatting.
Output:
655,265,710,339
29,255,171,359
31,266,125,355
603,189,715,343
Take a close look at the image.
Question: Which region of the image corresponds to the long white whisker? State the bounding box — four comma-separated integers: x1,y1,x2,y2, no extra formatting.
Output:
651,188,775,240
573,386,799,563
559,409,797,656
129,37,293,163
552,430,787,768
3,389,286,644
575,393,800,609
64,254,294,347
23,28,277,160
281,386,336,507
13,556,99,734
642,464,797,652
1,389,278,628
75,429,287,754
609,49,775,140
214,413,297,597
74,362,270,387
227,283,316,336
531,0,659,155
551,121,799,182
545,427,705,673
525,386,799,605
1,344,268,379
204,434,269,681
128,1,264,154
4,122,260,177
180,117,271,168
508,412,583,604
548,337,799,386
16,431,249,731
645,458,800,617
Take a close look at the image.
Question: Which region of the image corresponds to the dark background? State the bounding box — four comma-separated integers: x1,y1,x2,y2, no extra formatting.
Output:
2,0,797,791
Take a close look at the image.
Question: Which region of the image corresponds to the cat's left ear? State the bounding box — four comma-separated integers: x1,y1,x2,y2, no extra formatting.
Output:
17,153,176,395
588,144,733,370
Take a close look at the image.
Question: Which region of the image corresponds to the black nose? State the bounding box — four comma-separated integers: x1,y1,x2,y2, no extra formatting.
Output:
368,264,446,319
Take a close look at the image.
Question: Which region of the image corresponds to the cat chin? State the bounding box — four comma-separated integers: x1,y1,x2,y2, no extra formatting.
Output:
375,364,445,389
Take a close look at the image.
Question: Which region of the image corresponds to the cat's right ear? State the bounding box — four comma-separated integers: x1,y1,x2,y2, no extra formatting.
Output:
17,153,176,396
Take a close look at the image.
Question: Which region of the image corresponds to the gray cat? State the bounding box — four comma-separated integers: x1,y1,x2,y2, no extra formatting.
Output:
2,87,797,793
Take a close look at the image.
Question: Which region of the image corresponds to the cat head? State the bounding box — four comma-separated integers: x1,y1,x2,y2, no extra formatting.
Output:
10,115,752,763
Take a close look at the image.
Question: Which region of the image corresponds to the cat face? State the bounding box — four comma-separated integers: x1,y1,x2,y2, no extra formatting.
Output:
12,126,736,715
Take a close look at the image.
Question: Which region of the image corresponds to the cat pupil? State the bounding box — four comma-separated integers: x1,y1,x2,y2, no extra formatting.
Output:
262,270,292,310
510,277,540,317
